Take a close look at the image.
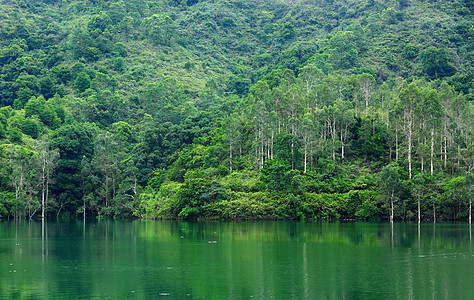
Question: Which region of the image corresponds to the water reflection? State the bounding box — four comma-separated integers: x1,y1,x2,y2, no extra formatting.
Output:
0,221,473,299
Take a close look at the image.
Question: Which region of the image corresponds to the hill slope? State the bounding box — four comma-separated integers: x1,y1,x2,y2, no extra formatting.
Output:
0,0,472,221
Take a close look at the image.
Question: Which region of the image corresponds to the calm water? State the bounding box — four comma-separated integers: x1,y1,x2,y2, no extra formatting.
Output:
0,221,472,299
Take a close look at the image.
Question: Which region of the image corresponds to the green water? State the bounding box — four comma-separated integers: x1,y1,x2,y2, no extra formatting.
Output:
0,221,472,299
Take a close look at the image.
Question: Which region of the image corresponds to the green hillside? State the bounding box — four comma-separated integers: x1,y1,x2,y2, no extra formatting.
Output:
0,0,472,221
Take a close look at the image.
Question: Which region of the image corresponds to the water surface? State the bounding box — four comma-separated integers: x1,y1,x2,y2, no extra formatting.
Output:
1,221,472,299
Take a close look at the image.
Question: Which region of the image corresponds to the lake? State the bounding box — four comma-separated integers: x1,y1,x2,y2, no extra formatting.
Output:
1,220,472,299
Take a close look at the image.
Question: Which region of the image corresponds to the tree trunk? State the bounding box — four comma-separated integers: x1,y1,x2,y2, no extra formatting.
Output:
304,143,307,174
430,128,434,175
365,96,369,117
229,143,233,173
271,131,274,160
390,191,394,223
41,160,46,219
340,131,345,159
469,198,472,225
105,172,109,207
418,197,421,224
444,122,448,169
395,131,399,160
408,115,413,179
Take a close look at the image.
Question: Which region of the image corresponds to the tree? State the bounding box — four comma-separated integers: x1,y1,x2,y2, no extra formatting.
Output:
298,115,314,173
33,136,59,219
442,176,469,221
50,124,96,217
328,31,359,69
468,173,473,224
355,73,376,117
422,89,441,175
412,173,427,223
261,159,294,191
298,65,324,113
223,114,242,173
379,163,402,223
2,144,37,218
279,22,296,42
399,82,423,179
420,46,456,79
334,99,355,159
74,72,91,94
24,96,61,129
92,131,122,210
143,14,175,46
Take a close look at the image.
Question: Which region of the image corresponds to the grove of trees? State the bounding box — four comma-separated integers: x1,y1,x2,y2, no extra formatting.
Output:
0,0,472,222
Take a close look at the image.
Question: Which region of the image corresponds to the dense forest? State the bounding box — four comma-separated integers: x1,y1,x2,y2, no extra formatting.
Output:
0,0,472,222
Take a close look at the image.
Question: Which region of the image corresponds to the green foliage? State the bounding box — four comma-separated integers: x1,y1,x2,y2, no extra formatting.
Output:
112,57,125,71
328,31,359,69
24,96,61,129
175,171,229,219
261,159,296,192
74,72,92,93
419,46,456,79
0,0,472,220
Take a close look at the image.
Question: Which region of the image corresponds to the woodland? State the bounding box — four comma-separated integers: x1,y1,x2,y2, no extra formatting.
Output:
0,0,472,222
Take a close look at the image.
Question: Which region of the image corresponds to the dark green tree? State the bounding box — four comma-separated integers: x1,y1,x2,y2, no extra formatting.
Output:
419,46,456,79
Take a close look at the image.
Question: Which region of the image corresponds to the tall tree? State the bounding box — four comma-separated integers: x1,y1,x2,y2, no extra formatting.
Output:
399,82,423,179
34,136,59,219
223,114,242,173
379,163,402,223
422,89,442,175
298,115,314,173
334,99,355,159
356,73,376,117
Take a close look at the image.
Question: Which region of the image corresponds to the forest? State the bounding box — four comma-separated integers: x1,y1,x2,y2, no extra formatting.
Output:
0,0,472,222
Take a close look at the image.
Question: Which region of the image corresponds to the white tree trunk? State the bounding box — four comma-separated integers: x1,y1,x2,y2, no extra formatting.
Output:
408,114,413,179
390,191,394,223
418,197,421,224
430,128,434,175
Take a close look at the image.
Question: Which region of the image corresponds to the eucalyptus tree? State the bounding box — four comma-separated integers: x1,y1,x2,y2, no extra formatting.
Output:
467,173,473,224
250,100,268,170
283,84,304,169
270,87,286,133
438,82,456,170
398,82,423,179
450,94,472,173
412,173,427,224
314,81,334,111
379,163,402,223
248,80,270,170
324,74,349,103
298,115,314,173
421,89,442,175
3,144,37,218
92,131,122,209
223,113,242,173
298,65,324,113
388,80,407,162
318,104,338,163
334,98,355,159
378,82,391,127
355,73,376,117
34,136,59,219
